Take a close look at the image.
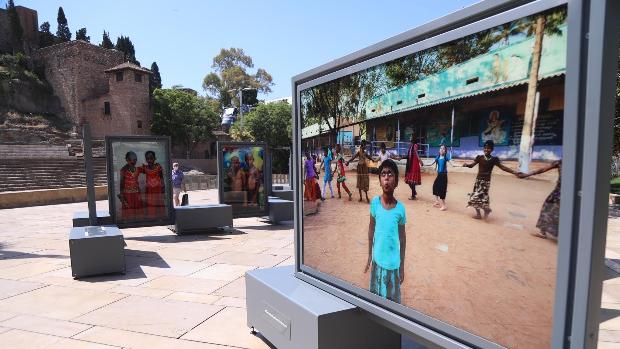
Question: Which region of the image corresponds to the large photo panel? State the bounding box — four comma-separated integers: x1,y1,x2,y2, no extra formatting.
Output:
300,5,567,349
106,136,173,227
217,142,269,218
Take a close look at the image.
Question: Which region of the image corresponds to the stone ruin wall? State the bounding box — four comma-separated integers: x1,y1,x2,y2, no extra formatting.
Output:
33,41,124,125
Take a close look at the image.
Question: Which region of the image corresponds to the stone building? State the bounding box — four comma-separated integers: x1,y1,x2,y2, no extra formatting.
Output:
0,5,39,53
33,41,152,138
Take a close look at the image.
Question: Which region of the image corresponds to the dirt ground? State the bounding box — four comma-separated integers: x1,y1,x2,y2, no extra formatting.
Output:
303,168,559,349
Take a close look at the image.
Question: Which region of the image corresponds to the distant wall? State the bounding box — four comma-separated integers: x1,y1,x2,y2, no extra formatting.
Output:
0,185,107,209
172,158,217,174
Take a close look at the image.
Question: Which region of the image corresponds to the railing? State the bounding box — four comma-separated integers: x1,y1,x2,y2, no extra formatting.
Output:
366,141,430,158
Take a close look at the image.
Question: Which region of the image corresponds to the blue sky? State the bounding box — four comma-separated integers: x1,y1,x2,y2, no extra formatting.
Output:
16,0,478,100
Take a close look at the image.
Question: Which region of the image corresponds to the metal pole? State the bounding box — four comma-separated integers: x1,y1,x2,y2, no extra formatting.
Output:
82,124,97,226
239,89,244,131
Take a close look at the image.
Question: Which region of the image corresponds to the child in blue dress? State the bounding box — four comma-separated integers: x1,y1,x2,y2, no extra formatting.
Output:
364,159,407,303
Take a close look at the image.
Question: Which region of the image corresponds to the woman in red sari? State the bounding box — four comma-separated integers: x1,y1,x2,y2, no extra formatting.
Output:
119,151,143,221
143,150,166,219
404,135,424,200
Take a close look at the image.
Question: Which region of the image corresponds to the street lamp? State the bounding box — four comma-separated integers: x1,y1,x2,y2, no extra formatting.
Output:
228,87,256,131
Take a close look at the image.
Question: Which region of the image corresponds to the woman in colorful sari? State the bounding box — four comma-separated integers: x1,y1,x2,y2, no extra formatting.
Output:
404,135,424,200
119,151,143,221
143,150,166,219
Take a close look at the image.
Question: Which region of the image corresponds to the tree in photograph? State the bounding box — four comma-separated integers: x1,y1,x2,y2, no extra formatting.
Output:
75,28,90,42
38,21,55,48
302,68,380,145
115,35,139,65
56,7,71,42
7,0,23,52
149,61,162,94
233,102,292,146
151,89,219,158
202,48,273,108
100,31,114,49
518,8,567,172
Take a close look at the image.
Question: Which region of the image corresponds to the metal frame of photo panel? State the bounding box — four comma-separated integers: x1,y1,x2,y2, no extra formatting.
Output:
217,141,271,218
105,135,174,228
291,0,620,348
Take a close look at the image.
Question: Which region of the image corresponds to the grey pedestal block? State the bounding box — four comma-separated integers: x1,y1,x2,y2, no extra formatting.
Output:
272,189,294,201
268,197,294,223
246,266,400,349
174,204,233,234
72,211,113,227
69,225,125,279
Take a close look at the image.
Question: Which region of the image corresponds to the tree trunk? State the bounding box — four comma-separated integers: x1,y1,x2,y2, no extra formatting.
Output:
518,15,545,172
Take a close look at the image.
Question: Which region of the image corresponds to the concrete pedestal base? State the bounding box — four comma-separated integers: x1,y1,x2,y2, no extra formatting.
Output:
246,266,400,349
69,225,125,279
268,197,294,223
174,204,233,234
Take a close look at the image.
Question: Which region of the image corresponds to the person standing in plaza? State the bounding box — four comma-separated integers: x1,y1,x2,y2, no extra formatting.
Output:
304,151,320,202
171,162,185,206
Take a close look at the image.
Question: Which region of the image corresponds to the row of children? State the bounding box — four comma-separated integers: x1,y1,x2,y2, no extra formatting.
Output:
361,139,561,303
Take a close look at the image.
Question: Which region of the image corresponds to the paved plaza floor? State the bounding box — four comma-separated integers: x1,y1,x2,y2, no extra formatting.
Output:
0,189,618,348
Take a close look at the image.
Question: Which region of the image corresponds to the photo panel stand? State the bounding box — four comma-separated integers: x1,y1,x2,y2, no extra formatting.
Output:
260,0,620,348
69,124,125,279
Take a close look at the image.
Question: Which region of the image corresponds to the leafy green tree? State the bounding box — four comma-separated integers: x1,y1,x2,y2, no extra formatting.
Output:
231,102,292,172
6,0,23,53
232,102,291,146
38,21,55,48
75,28,90,42
149,61,162,94
55,7,71,42
151,89,219,158
202,48,273,108
100,31,114,49
115,35,139,65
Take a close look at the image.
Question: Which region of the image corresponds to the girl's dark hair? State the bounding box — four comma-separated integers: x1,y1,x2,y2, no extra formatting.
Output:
380,142,386,149
125,151,137,160
483,140,495,150
361,139,367,146
305,151,310,159
145,150,156,159
378,158,399,178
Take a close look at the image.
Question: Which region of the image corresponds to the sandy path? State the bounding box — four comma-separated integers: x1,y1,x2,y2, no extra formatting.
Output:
303,169,558,349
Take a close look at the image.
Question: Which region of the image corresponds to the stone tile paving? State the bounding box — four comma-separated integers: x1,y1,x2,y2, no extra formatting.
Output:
0,189,617,348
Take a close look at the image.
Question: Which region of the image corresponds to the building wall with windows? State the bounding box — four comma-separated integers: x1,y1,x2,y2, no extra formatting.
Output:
33,41,151,138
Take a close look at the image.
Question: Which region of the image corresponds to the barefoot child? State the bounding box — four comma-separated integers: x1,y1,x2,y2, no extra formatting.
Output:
333,144,352,200
319,147,335,199
346,139,371,203
518,160,562,240
462,140,519,219
364,159,406,303
404,135,424,200
427,144,454,211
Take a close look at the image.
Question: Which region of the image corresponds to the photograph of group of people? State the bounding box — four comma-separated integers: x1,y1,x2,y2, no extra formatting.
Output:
108,138,172,225
300,5,566,348
219,144,266,217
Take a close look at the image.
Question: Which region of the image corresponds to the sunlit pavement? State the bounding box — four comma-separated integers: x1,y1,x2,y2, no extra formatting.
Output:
0,190,617,348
